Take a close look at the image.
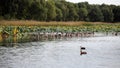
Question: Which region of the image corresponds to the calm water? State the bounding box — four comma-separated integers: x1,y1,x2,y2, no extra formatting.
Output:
0,35,120,68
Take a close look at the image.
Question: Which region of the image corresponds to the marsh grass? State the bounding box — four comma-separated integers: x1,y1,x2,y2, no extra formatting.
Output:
0,20,120,34
0,20,115,26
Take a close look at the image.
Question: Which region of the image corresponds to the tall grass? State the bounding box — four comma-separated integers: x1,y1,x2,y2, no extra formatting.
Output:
0,20,116,26
0,20,120,34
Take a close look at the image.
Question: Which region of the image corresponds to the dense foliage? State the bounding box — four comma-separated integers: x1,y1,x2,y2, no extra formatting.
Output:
0,0,120,22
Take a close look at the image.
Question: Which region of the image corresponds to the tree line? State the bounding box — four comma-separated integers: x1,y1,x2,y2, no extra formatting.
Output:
0,0,120,22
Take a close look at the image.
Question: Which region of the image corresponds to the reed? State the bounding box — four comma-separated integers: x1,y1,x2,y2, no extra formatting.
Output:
0,20,116,26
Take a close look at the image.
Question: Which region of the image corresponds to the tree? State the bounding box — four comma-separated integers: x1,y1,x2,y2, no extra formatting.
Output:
88,6,104,22
28,0,48,21
46,0,56,21
101,4,113,22
55,7,63,21
0,0,18,19
113,6,120,22
16,0,32,20
55,1,69,21
29,1,41,20
0,4,3,19
78,2,87,8
0,0,119,22
78,2,89,21
78,8,88,21
66,2,78,21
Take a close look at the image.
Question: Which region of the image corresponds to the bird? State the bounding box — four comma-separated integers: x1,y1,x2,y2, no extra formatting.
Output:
80,50,87,55
80,46,87,55
80,46,86,50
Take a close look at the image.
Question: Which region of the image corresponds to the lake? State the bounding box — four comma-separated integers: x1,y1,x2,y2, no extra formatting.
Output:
0,34,120,68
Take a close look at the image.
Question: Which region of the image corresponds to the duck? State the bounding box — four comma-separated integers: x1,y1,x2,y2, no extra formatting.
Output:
80,46,87,55
80,46,86,50
80,50,87,55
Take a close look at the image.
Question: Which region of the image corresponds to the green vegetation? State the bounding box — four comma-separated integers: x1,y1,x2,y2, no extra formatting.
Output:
0,23,120,35
0,22,120,44
0,0,120,22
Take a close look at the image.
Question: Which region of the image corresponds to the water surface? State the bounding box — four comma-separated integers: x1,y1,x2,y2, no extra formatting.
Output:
0,35,120,68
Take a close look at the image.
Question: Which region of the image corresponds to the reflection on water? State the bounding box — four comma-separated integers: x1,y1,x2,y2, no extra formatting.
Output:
0,32,119,47
0,33,120,68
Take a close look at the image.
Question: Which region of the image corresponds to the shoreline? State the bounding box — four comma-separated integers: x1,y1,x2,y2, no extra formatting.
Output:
0,20,119,26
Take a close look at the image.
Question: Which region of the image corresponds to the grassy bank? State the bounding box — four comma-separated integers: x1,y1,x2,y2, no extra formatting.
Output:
0,20,120,35
0,20,117,26
0,20,89,26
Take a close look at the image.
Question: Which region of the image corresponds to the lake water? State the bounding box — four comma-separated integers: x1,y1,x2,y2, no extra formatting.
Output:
0,35,120,68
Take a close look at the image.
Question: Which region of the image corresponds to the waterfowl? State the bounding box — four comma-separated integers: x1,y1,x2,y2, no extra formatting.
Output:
80,46,86,50
80,50,87,55
80,46,87,55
